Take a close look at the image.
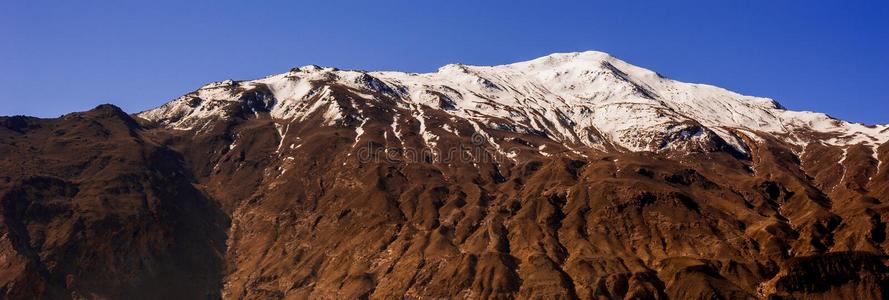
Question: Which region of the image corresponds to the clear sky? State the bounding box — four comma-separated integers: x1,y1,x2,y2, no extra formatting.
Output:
2,1,887,124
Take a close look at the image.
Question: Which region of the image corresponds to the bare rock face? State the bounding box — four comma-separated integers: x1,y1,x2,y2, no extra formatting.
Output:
2,52,888,299
0,105,228,299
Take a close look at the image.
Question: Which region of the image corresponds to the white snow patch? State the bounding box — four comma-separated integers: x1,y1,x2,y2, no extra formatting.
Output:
834,147,848,192
353,118,368,148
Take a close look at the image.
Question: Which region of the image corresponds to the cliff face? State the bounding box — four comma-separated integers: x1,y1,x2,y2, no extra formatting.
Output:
1,52,888,299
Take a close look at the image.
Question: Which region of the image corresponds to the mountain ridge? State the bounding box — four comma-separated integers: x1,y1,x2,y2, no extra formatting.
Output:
1,51,888,299
137,50,888,156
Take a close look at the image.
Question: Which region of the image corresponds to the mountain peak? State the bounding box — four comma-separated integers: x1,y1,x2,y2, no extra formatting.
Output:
521,50,614,64
435,51,620,75
138,52,889,154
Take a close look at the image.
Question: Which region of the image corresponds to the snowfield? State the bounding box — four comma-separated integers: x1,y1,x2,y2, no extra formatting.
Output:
139,51,889,154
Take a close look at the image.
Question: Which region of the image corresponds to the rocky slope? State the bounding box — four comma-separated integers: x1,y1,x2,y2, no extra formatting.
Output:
2,51,888,299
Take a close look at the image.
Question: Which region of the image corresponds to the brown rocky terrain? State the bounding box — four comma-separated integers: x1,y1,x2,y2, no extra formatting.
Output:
1,52,887,299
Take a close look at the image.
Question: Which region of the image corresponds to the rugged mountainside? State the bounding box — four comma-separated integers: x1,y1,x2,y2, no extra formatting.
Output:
2,51,888,299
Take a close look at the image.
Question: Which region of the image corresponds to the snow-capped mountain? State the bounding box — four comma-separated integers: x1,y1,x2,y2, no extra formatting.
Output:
4,51,888,299
140,51,888,155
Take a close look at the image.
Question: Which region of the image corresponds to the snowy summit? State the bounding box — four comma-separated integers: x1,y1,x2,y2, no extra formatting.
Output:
139,51,889,155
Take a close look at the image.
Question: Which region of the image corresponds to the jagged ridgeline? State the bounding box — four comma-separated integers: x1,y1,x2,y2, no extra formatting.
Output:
2,51,888,299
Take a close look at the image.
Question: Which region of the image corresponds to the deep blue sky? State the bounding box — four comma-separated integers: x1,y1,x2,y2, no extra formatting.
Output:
2,1,887,124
